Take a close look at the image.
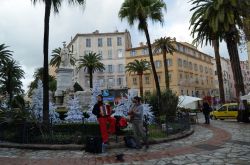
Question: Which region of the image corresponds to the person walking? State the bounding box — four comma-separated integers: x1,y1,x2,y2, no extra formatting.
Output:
202,100,211,124
92,94,116,144
127,96,146,149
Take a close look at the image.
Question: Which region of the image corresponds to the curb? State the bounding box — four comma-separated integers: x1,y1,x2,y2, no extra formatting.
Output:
0,128,194,150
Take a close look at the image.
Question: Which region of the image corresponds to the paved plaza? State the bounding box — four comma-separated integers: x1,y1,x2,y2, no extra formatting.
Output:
0,114,250,165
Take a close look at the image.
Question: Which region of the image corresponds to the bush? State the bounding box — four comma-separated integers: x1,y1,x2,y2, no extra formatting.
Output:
0,122,101,144
145,89,179,119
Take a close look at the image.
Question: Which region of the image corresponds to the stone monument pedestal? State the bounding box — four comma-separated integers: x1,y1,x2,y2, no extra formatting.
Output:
55,68,73,106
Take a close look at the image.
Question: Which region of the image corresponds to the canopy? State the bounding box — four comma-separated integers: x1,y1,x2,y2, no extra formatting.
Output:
178,95,202,109
240,92,250,100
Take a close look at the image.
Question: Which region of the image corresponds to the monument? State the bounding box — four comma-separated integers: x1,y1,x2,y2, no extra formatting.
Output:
55,42,74,105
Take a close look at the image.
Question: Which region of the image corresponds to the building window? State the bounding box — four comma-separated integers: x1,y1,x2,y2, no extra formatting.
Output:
145,76,150,84
142,48,148,55
158,75,161,82
145,90,151,96
107,38,112,47
117,77,123,86
98,77,105,86
155,61,162,68
179,73,183,79
133,77,137,85
117,49,123,58
178,59,182,67
98,38,103,47
167,59,173,66
86,38,91,47
108,65,113,73
194,64,198,71
118,64,124,72
169,73,172,81
108,50,112,59
108,78,114,86
130,50,136,56
183,60,188,68
205,66,208,73
189,62,193,70
117,37,122,46
98,50,103,59
199,65,203,72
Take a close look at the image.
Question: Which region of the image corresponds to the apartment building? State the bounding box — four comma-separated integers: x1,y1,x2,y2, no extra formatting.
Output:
67,30,132,90
125,41,215,98
212,57,236,101
240,60,250,94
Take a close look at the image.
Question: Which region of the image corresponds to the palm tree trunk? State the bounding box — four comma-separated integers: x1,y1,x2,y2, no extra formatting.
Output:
89,70,93,88
139,74,143,98
226,37,246,98
42,0,51,126
212,40,225,103
163,50,169,89
144,27,161,110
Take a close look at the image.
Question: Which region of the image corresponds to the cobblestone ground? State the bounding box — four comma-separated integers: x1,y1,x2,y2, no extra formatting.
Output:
0,114,250,165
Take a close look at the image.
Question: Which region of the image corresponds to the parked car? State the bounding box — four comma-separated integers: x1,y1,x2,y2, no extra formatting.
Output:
210,103,238,120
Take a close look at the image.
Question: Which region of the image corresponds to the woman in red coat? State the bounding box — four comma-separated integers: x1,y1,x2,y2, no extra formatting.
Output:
92,94,116,144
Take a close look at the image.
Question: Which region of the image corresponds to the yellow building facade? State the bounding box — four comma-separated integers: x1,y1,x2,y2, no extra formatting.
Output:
125,42,215,98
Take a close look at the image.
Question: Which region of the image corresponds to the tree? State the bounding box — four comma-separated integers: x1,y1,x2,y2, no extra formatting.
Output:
0,44,12,66
189,0,225,103
50,47,75,68
119,0,167,112
153,37,176,89
27,67,57,97
189,0,250,101
125,59,151,98
31,0,86,125
0,59,24,106
77,52,105,88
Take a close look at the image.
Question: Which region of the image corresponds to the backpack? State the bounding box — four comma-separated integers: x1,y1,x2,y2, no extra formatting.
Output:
124,136,137,148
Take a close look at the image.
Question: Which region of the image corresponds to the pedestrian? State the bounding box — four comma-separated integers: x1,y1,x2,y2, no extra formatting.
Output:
202,100,211,124
92,94,116,144
127,96,146,149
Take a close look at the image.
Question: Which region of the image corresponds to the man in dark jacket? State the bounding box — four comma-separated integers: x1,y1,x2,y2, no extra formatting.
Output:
202,100,211,124
92,94,116,144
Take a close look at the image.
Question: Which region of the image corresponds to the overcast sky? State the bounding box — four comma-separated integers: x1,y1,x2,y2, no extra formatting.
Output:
0,0,248,92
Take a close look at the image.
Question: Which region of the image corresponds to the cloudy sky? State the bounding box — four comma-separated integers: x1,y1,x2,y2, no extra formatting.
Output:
0,0,248,92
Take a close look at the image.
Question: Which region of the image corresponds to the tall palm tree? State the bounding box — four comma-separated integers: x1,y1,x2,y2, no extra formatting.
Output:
77,52,105,88
50,47,75,68
190,0,249,101
153,37,176,90
189,0,225,103
119,0,167,111
0,59,24,106
31,0,85,125
126,59,151,98
0,44,12,66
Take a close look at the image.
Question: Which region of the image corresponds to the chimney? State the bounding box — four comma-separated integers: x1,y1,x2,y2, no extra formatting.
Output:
139,42,144,47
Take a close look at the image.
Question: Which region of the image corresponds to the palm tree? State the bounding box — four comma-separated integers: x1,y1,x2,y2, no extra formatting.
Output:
190,0,249,101
126,59,151,98
0,59,25,106
0,44,12,66
31,0,85,125
77,52,105,88
189,0,225,103
28,67,57,97
119,0,167,111
50,47,75,68
153,37,176,90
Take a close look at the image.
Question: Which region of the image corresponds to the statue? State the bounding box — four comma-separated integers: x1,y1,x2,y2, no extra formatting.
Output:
60,42,71,68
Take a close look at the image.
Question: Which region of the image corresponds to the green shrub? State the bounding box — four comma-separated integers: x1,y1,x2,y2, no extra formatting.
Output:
145,89,179,118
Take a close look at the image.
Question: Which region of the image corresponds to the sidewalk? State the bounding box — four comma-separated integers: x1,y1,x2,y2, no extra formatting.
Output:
1,116,250,165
